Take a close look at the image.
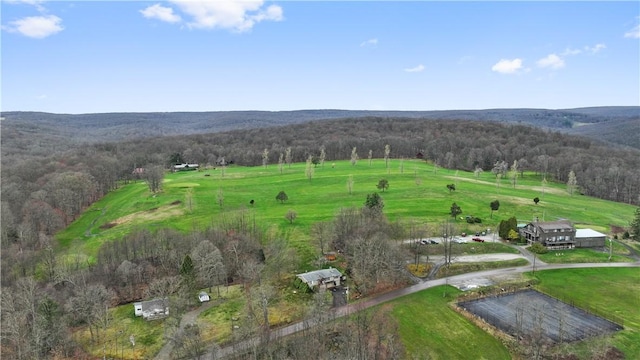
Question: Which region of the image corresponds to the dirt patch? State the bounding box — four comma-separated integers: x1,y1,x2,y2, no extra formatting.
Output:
109,205,184,227
610,225,625,234
100,222,117,229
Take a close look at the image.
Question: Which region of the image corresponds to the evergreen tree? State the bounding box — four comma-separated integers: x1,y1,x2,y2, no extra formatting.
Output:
180,255,196,291
499,216,518,240
276,190,288,203
377,179,389,192
450,203,462,219
630,207,640,241
490,200,500,218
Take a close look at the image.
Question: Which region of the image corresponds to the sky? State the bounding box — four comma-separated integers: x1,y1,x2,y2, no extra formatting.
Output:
1,0,639,114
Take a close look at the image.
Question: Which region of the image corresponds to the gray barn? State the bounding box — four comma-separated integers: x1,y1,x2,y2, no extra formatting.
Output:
575,229,607,248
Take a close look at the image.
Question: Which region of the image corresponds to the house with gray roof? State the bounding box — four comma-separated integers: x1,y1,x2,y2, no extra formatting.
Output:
133,298,169,320
296,268,344,291
519,220,576,249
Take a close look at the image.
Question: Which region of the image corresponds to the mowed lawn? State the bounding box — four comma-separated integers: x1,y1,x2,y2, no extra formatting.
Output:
389,286,511,360
387,267,639,359
56,159,637,265
532,267,640,358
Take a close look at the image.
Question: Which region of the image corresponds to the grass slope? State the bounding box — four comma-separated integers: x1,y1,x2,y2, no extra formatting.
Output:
56,159,636,266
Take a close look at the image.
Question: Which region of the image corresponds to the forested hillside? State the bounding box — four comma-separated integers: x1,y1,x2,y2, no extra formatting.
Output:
2,106,638,152
2,114,639,359
2,116,639,257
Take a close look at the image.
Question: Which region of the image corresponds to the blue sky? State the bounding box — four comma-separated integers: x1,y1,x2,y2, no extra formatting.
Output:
2,1,639,114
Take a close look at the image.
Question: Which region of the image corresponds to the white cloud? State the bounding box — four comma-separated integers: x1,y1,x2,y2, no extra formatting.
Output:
5,15,63,38
585,43,606,53
360,38,378,47
140,4,182,23
624,24,640,39
4,0,46,10
491,58,523,74
163,0,283,32
537,54,565,69
404,64,425,73
561,47,582,56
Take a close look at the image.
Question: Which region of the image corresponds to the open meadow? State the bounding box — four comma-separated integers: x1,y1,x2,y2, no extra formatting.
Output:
56,159,636,269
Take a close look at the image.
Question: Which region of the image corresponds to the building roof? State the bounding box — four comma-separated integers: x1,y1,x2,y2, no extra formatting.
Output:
534,220,574,232
575,229,607,238
297,268,342,284
140,298,167,312
174,163,199,169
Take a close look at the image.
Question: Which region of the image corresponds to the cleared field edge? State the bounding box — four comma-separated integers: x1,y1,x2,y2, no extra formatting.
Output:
457,289,623,343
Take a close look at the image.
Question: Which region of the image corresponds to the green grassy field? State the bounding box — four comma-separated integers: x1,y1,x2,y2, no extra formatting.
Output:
531,267,640,358
384,267,640,359
74,301,165,359
390,286,511,359
56,159,637,266
537,245,633,263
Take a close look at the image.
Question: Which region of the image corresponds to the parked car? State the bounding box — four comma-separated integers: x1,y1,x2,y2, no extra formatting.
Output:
472,237,485,242
429,240,438,244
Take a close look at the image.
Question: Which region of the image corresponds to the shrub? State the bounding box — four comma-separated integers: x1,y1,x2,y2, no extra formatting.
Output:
465,216,482,224
529,242,548,254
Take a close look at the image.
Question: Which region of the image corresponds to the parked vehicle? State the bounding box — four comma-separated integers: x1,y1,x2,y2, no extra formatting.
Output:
472,237,485,242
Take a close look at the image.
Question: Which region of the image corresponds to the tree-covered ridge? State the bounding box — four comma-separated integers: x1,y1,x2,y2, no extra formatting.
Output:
2,107,638,152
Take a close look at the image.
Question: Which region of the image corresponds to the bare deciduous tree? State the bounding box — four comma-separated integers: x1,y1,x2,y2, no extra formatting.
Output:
311,221,332,256
350,147,358,166
278,153,284,174
191,240,226,296
262,148,269,168
285,147,292,169
305,155,314,182
567,170,578,196
143,165,165,194
285,209,298,224
319,145,326,168
384,144,391,168
217,188,224,208
510,160,519,188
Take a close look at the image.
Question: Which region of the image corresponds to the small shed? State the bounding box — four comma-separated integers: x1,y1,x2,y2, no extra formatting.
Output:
133,298,169,321
575,229,607,248
198,292,210,303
